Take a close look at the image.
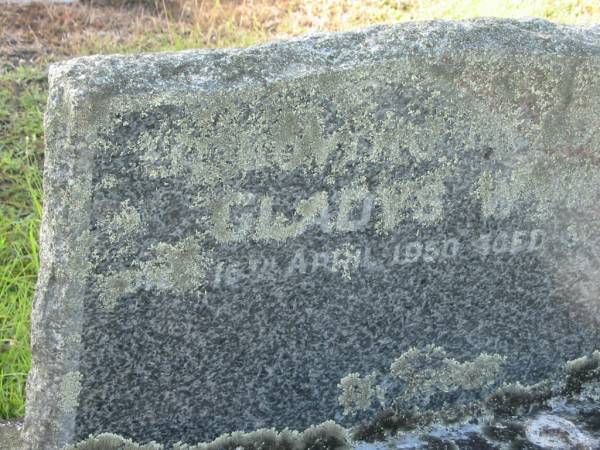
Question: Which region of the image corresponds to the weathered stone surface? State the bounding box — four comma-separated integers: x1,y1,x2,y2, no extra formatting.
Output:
0,419,23,450
54,351,600,449
24,18,600,449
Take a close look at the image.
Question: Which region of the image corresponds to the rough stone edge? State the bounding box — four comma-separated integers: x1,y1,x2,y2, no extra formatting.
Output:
21,61,97,449
46,18,600,101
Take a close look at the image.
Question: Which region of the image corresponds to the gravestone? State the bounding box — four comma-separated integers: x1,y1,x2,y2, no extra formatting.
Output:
24,18,600,449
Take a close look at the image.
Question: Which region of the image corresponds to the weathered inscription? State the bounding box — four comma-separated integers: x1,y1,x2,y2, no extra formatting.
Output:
211,229,546,287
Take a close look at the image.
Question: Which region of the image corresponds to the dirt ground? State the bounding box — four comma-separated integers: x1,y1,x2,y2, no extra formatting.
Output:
5,0,599,71
0,1,169,69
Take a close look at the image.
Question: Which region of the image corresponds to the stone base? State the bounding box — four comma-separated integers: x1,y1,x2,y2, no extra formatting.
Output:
0,419,23,450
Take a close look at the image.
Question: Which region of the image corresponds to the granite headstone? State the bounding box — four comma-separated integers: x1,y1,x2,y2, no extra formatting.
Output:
24,18,600,449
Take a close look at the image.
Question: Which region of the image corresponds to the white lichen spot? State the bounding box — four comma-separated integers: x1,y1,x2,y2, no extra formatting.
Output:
443,353,506,391
61,229,93,283
331,243,361,280
389,345,449,401
104,200,142,244
141,235,212,293
64,333,82,346
62,433,163,450
98,174,118,190
337,372,378,416
389,345,504,403
136,126,176,179
58,371,82,412
97,269,138,311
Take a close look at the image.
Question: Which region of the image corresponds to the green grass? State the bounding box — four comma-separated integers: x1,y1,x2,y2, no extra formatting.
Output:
0,66,45,417
1,0,600,420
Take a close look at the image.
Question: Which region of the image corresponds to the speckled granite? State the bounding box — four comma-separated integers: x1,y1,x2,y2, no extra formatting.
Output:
24,18,600,450
57,352,600,450
0,419,23,450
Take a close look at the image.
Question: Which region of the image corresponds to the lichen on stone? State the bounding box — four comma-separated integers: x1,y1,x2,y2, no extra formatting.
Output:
96,269,139,311
388,345,505,405
484,381,553,417
61,432,162,450
58,371,83,413
65,425,348,450
94,229,213,309
98,174,118,190
174,420,350,450
335,346,507,443
337,372,379,416
330,244,362,280
563,350,600,396
474,154,600,222
138,234,213,294
102,199,142,244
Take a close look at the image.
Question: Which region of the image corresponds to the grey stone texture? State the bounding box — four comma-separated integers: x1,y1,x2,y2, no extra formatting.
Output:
0,419,23,450
39,349,600,448
24,18,600,449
